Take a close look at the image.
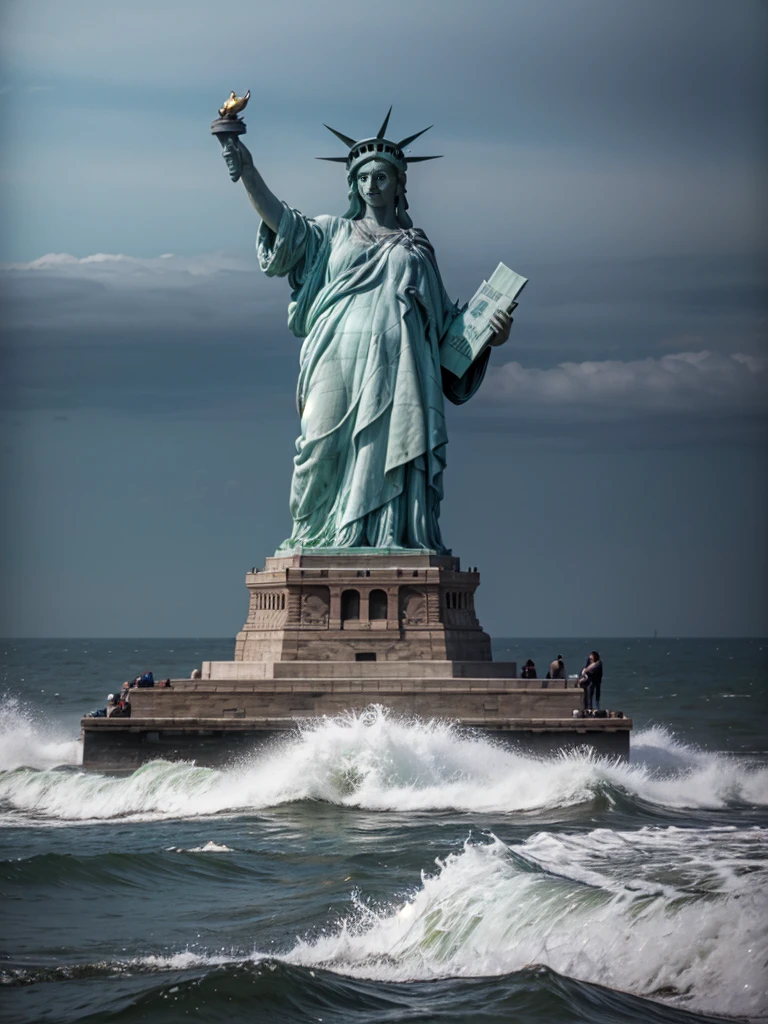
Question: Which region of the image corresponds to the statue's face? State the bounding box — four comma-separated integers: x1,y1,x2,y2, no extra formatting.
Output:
356,159,398,210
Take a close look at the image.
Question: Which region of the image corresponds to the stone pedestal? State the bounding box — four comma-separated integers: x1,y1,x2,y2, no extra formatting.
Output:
232,552,491,663
81,549,634,769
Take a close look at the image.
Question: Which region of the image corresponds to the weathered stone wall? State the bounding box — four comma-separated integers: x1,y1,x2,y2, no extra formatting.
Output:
81,718,631,771
126,682,584,721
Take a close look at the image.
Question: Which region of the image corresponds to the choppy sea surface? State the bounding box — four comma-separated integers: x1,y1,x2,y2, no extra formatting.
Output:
0,637,766,1024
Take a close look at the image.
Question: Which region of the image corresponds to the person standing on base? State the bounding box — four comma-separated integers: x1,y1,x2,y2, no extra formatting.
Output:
579,651,603,711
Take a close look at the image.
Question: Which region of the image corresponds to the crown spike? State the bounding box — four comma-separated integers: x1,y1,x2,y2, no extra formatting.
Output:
398,125,433,149
376,106,393,139
323,124,357,148
403,155,443,163
316,156,350,163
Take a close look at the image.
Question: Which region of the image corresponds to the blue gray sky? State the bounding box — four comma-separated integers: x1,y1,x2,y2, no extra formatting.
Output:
1,0,766,638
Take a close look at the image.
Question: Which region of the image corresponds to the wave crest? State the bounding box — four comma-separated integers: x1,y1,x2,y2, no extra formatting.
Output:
0,708,765,821
287,832,768,1018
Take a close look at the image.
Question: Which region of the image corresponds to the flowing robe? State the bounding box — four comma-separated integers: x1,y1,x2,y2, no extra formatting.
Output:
257,206,489,552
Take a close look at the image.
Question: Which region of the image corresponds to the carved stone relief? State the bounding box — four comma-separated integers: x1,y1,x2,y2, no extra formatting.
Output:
399,586,426,626
301,585,330,626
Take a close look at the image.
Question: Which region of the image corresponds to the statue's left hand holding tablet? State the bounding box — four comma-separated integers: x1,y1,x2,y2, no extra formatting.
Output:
487,308,513,348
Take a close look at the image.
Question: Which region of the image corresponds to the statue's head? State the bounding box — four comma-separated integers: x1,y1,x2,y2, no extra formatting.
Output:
354,159,400,211
317,108,442,229
346,155,410,227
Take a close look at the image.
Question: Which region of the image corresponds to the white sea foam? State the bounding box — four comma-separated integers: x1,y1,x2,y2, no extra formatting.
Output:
513,823,768,898
286,832,768,1019
168,841,234,853
0,708,766,821
0,696,82,770
137,950,236,971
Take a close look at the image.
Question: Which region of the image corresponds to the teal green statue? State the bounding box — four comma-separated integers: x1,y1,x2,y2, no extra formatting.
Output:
219,107,513,553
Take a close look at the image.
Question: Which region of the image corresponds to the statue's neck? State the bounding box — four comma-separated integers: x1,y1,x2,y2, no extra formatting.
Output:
361,204,399,230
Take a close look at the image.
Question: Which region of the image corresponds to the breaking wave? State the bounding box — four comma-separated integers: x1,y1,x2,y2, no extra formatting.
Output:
0,695,81,771
0,708,766,822
5,830,763,1020
285,830,767,1019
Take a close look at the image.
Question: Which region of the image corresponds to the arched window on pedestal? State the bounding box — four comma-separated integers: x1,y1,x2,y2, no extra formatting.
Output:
341,589,360,623
369,589,388,620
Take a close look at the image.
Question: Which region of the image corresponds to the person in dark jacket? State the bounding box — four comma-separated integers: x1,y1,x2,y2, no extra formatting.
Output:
521,659,537,679
579,651,603,711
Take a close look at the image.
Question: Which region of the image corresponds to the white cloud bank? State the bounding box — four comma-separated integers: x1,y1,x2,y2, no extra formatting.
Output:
486,351,766,418
0,250,282,334
3,249,253,278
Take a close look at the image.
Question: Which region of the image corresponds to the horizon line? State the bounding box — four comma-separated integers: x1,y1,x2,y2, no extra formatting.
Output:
2,635,766,642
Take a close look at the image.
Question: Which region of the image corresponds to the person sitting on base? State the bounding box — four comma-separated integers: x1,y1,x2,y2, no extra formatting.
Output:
546,654,566,679
108,691,130,717
521,659,537,679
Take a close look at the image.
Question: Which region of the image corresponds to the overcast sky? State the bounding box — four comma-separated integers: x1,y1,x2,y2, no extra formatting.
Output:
1,0,766,638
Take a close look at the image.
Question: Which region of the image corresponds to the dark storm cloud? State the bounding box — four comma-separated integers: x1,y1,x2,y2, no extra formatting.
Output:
0,340,297,418
0,255,296,415
1,250,765,443
3,249,765,350
524,254,768,315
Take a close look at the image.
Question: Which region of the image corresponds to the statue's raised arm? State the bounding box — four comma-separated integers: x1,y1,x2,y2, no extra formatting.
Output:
211,91,283,233
221,137,283,234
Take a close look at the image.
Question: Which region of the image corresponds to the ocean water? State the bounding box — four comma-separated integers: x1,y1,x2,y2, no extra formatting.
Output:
0,637,766,1024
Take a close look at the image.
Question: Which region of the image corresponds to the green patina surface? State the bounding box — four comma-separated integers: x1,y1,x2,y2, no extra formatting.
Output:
258,206,489,554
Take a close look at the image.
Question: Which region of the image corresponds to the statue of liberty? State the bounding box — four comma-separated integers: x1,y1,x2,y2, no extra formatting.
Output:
220,108,512,553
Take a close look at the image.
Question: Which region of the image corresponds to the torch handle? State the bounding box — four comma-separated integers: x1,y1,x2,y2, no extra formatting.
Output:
217,133,242,183
211,116,247,184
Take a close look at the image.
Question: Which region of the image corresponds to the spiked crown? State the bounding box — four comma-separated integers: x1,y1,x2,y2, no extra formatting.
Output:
317,107,442,176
